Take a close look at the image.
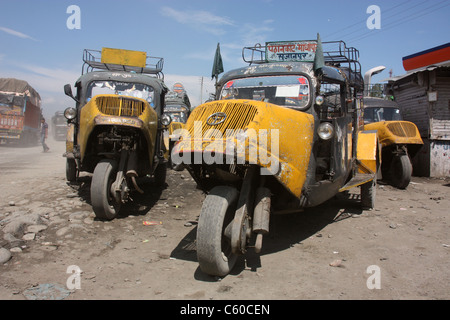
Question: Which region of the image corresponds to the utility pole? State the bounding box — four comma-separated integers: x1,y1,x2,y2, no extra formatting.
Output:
200,76,204,104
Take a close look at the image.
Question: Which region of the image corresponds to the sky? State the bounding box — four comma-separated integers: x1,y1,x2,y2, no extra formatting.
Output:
0,0,449,119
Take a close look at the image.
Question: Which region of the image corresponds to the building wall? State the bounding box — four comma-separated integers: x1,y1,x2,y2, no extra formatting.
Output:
394,84,429,137
430,76,450,140
430,140,450,177
390,68,450,177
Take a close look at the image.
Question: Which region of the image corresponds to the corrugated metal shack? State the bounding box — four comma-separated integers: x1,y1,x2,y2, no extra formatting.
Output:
386,43,450,177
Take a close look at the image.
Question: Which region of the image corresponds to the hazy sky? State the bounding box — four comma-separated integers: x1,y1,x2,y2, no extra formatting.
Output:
1,0,449,118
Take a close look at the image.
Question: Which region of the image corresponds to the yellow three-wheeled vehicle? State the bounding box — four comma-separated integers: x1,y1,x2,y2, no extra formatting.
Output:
363,96,423,189
63,48,169,220
172,36,380,276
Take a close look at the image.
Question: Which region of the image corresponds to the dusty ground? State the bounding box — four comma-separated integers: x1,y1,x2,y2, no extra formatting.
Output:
0,137,448,301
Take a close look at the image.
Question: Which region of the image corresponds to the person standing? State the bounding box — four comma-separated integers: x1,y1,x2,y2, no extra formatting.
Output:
40,118,49,152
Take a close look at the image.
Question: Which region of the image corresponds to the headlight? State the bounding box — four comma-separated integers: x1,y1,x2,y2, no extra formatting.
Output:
317,122,334,140
64,107,77,120
315,95,324,105
161,114,172,126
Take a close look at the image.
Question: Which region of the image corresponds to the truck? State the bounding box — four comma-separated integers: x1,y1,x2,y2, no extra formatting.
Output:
0,78,42,145
51,111,68,141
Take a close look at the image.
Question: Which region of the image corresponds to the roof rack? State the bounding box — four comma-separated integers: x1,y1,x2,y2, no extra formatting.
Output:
82,49,164,79
242,40,362,88
242,43,266,65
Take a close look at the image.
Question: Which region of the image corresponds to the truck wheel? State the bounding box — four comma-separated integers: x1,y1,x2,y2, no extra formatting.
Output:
91,160,120,220
390,154,412,189
197,186,239,277
154,161,167,187
361,179,376,210
66,159,77,182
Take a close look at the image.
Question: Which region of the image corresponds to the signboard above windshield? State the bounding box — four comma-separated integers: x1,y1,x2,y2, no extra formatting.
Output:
265,40,317,63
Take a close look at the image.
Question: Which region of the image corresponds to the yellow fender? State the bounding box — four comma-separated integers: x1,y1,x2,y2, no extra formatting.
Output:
356,130,381,175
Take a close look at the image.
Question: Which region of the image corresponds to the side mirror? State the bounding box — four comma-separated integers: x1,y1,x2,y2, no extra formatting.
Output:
64,84,73,97
64,84,80,104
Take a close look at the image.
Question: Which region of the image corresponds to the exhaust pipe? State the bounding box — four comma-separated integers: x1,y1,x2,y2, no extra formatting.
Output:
252,187,271,253
126,151,144,194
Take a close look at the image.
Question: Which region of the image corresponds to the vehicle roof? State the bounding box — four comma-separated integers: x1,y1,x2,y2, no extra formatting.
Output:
217,62,316,87
75,71,168,93
363,97,399,108
0,78,41,106
217,62,363,90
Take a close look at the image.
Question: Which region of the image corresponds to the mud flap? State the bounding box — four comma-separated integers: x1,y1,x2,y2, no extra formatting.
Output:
339,131,380,192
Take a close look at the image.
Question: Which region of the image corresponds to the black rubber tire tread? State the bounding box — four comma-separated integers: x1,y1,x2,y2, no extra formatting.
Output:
154,161,167,187
66,158,77,182
361,179,376,210
197,186,239,277
390,154,412,189
91,160,120,220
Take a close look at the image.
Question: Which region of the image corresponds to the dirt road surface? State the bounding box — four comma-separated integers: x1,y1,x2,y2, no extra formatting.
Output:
0,137,449,302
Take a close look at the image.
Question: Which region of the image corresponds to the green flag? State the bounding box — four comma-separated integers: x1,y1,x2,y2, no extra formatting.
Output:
313,33,325,74
212,43,224,80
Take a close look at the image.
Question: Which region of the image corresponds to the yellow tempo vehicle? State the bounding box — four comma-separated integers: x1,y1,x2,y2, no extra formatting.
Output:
162,90,191,170
363,97,423,189
172,36,381,276
63,48,169,220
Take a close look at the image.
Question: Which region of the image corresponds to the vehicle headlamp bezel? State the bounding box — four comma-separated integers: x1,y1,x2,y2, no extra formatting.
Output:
64,107,77,120
315,95,324,106
317,122,334,140
161,114,172,126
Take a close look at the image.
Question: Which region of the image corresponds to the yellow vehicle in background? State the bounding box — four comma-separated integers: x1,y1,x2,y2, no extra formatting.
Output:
162,88,191,170
63,48,169,220
172,36,380,276
363,97,423,189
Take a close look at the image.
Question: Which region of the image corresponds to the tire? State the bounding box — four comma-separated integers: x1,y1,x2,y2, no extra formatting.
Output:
91,160,120,220
154,161,167,187
66,158,77,182
197,186,239,277
390,154,412,189
361,179,376,210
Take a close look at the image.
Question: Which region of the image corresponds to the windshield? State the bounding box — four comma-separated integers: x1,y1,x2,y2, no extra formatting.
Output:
165,105,188,123
53,116,66,125
364,107,402,123
220,75,310,109
165,111,187,123
87,81,155,108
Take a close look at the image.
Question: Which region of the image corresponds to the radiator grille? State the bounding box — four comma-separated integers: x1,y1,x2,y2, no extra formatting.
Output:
188,101,258,138
95,96,146,117
387,122,418,137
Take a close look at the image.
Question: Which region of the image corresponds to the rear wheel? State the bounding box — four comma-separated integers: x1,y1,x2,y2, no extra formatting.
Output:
390,154,412,189
91,160,120,220
361,179,376,210
197,186,239,277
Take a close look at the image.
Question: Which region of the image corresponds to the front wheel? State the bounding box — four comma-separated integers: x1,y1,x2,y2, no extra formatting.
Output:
91,160,120,220
66,158,77,182
154,161,167,187
390,154,412,189
197,186,239,277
